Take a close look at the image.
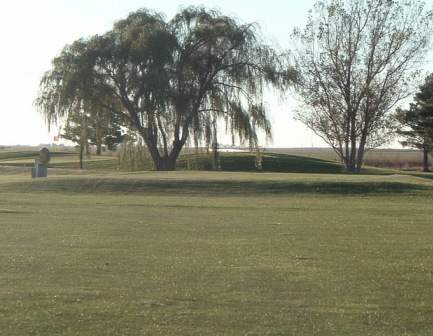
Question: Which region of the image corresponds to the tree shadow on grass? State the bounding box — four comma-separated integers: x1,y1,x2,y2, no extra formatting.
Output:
219,153,344,174
408,172,433,181
8,177,431,196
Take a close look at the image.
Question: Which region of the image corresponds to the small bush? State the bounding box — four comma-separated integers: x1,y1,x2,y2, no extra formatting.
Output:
117,141,151,171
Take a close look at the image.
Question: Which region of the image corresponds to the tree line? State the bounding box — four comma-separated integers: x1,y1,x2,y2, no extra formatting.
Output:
35,0,433,172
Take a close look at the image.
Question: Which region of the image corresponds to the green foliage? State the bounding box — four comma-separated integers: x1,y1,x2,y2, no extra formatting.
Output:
35,6,297,171
396,74,433,171
116,140,152,171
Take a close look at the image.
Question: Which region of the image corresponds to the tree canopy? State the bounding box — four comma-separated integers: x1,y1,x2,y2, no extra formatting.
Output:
35,6,297,170
291,0,433,172
397,74,433,172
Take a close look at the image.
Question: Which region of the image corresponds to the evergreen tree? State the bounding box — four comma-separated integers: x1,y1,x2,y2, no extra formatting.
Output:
397,74,433,172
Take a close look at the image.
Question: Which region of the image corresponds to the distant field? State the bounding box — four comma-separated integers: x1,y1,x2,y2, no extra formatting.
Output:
1,168,433,335
0,146,429,173
271,147,427,171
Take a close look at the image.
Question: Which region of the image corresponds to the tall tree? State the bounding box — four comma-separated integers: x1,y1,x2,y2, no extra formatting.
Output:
35,7,296,171
396,74,433,172
62,108,125,156
291,0,433,172
61,112,92,170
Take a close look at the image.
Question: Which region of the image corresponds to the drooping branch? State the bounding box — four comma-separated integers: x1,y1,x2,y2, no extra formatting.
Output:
35,6,297,170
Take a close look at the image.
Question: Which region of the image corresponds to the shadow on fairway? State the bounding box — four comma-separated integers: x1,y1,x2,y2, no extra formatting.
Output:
7,177,431,196
219,153,343,173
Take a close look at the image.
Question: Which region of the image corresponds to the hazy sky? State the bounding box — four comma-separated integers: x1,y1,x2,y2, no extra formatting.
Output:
0,0,431,147
0,0,325,147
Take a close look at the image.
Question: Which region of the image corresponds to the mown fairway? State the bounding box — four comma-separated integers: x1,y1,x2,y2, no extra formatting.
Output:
1,155,433,335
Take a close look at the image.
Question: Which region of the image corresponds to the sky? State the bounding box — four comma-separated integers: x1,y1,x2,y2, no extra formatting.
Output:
0,0,326,147
0,0,431,148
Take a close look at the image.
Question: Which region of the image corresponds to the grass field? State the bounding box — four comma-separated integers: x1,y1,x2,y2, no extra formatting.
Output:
1,149,433,335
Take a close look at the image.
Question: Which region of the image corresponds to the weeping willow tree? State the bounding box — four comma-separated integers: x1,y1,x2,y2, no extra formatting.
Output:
35,6,297,170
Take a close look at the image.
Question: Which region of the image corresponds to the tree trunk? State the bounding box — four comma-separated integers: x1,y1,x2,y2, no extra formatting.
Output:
142,139,185,171
166,140,185,171
344,135,350,172
356,146,365,173
96,142,102,156
146,142,164,171
355,134,368,173
79,145,84,170
422,148,430,172
345,151,357,172
347,119,357,173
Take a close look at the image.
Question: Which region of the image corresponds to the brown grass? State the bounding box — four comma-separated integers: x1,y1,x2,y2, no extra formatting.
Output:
271,148,429,171
363,149,426,171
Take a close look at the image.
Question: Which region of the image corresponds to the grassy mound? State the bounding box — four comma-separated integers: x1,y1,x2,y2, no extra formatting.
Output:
1,170,431,197
1,149,345,174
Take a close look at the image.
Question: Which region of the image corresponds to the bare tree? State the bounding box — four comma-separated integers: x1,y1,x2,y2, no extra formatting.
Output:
291,0,433,172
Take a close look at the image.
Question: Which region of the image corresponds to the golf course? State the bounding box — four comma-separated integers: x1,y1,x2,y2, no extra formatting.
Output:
1,149,433,335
